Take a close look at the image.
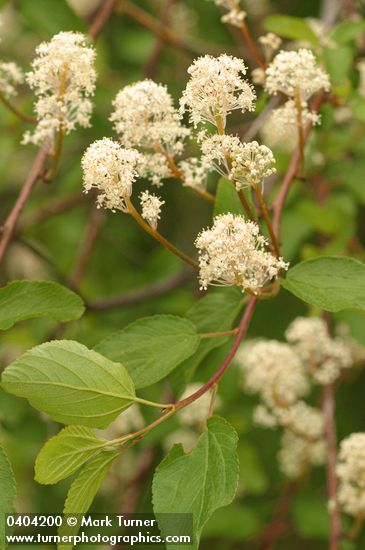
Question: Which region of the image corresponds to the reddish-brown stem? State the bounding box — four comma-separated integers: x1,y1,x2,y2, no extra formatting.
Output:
238,190,256,221
273,92,325,240
69,207,105,287
110,297,257,447
253,183,281,257
239,21,266,68
175,297,257,410
0,142,50,267
0,90,36,124
118,0,197,55
323,383,341,550
88,0,118,40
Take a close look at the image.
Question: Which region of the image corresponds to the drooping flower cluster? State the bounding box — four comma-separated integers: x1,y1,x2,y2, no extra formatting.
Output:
0,62,24,97
265,49,330,100
81,138,141,211
285,317,353,385
237,339,326,478
261,99,320,152
195,214,288,293
337,433,365,516
180,54,256,128
110,80,189,187
23,32,96,145
236,316,364,479
139,190,165,229
200,134,276,189
209,0,247,28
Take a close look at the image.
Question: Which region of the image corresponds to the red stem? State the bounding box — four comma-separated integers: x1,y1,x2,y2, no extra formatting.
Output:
0,143,50,267
175,297,257,410
323,383,341,550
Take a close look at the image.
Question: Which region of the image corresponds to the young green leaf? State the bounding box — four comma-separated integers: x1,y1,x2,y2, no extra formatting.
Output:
152,416,239,550
58,449,119,550
323,46,353,85
1,340,136,428
0,280,85,330
95,315,201,389
35,426,108,485
19,0,86,36
331,20,365,44
263,15,319,44
214,178,245,217
0,446,17,547
282,256,365,312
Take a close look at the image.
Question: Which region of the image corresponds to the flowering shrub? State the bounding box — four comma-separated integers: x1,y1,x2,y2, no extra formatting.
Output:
0,1,365,549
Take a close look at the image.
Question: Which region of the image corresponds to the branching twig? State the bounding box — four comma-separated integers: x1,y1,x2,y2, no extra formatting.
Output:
0,142,49,267
323,383,342,550
89,0,118,40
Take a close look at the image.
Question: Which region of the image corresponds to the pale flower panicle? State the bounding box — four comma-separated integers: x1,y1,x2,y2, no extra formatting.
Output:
180,54,256,128
139,190,165,229
81,138,141,212
195,214,288,293
200,134,276,189
23,31,96,145
337,433,365,516
0,61,24,97
265,49,330,100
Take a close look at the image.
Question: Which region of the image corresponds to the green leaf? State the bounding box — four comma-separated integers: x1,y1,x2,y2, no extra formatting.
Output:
58,450,118,550
214,178,245,217
292,492,329,539
282,256,365,313
0,280,85,330
35,426,108,485
0,446,16,548
331,20,365,44
263,15,319,44
152,416,239,550
202,503,262,541
1,340,136,428
95,315,201,389
19,0,86,36
323,46,353,85
169,288,243,393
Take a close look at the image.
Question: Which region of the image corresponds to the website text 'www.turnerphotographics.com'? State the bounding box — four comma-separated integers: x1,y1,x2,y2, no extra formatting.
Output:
5,513,193,546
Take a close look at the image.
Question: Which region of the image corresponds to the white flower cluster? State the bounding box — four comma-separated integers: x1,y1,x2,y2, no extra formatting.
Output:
110,80,189,187
200,134,276,189
0,62,24,97
178,157,210,191
261,100,320,152
23,32,96,145
180,54,256,128
337,433,365,516
195,214,288,293
81,138,141,211
139,190,165,229
285,317,352,385
259,33,282,61
265,49,330,100
279,430,326,479
210,0,247,28
237,338,326,478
